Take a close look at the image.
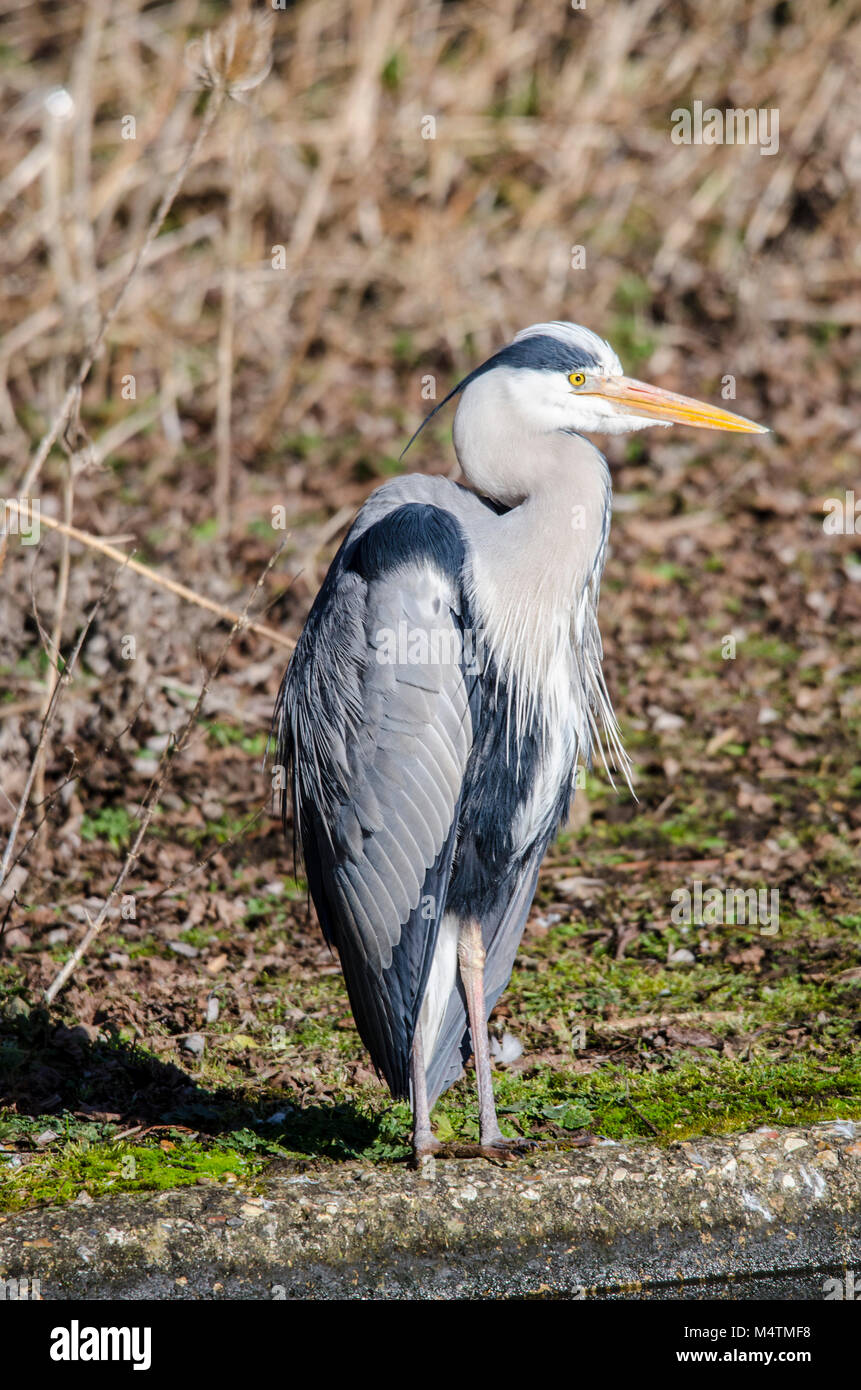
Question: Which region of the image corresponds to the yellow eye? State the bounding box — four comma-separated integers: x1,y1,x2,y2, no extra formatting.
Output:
569,372,587,388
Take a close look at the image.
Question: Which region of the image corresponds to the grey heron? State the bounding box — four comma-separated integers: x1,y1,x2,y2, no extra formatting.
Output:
274,321,766,1160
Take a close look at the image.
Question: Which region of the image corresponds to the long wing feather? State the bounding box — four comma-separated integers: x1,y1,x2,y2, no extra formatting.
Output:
274,498,478,1099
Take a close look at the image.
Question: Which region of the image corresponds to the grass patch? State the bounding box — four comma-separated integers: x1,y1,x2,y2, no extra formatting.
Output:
0,1125,263,1214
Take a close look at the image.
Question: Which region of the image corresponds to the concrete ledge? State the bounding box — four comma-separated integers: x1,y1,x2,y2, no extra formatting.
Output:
1,1121,858,1300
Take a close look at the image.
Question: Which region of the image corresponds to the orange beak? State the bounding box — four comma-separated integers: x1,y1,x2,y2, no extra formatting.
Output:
583,376,768,433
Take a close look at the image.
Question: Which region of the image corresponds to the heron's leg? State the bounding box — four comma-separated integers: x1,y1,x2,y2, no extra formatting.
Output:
457,920,509,1149
410,1019,439,1160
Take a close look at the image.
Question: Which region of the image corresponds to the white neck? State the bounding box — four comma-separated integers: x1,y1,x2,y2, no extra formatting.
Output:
457,419,631,786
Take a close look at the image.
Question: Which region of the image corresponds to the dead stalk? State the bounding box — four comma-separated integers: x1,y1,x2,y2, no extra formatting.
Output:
0,580,114,893
1,499,294,652
33,462,74,809
215,102,246,530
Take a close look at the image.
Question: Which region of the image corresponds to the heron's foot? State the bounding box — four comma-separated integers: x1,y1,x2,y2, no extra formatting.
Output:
412,1135,535,1163
478,1132,536,1161
410,1130,443,1167
412,1131,597,1165
438,1134,598,1162
422,1142,517,1162
554,1132,598,1149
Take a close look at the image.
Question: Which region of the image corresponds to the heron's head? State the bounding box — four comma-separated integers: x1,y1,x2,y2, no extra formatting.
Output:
466,321,768,438
404,320,767,501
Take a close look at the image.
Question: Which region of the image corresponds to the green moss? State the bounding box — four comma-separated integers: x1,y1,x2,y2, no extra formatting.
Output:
431,1056,861,1146
742,636,801,665
190,517,218,543
0,1129,262,1214
203,720,266,756
183,811,250,848
641,561,688,583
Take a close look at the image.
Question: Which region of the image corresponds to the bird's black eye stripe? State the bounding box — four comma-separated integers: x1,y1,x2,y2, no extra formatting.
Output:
486,336,601,376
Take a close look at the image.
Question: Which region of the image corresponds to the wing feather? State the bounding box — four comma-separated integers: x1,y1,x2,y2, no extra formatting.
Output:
275,499,476,1098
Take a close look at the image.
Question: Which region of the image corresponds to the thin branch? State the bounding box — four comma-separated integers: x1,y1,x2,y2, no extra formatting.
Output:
2,499,294,652
34,461,74,808
0,580,113,892
215,101,245,530
0,754,80,886
0,891,19,947
43,539,288,1006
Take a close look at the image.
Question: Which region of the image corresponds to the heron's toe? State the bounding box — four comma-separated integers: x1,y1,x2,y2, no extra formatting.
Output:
410,1134,443,1167
478,1135,535,1161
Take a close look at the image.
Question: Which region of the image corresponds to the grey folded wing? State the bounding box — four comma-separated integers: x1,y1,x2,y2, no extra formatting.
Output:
274,502,477,1099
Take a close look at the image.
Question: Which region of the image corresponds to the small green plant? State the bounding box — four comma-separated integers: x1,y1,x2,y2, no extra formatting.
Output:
80,806,135,853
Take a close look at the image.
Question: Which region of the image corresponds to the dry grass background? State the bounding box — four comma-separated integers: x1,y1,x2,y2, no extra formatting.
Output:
0,0,859,1157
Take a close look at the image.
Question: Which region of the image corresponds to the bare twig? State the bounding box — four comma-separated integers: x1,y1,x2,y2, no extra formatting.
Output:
0,754,80,886
0,581,113,892
215,101,246,530
0,892,19,947
33,461,74,809
43,539,288,1005
70,0,106,345
2,499,294,652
